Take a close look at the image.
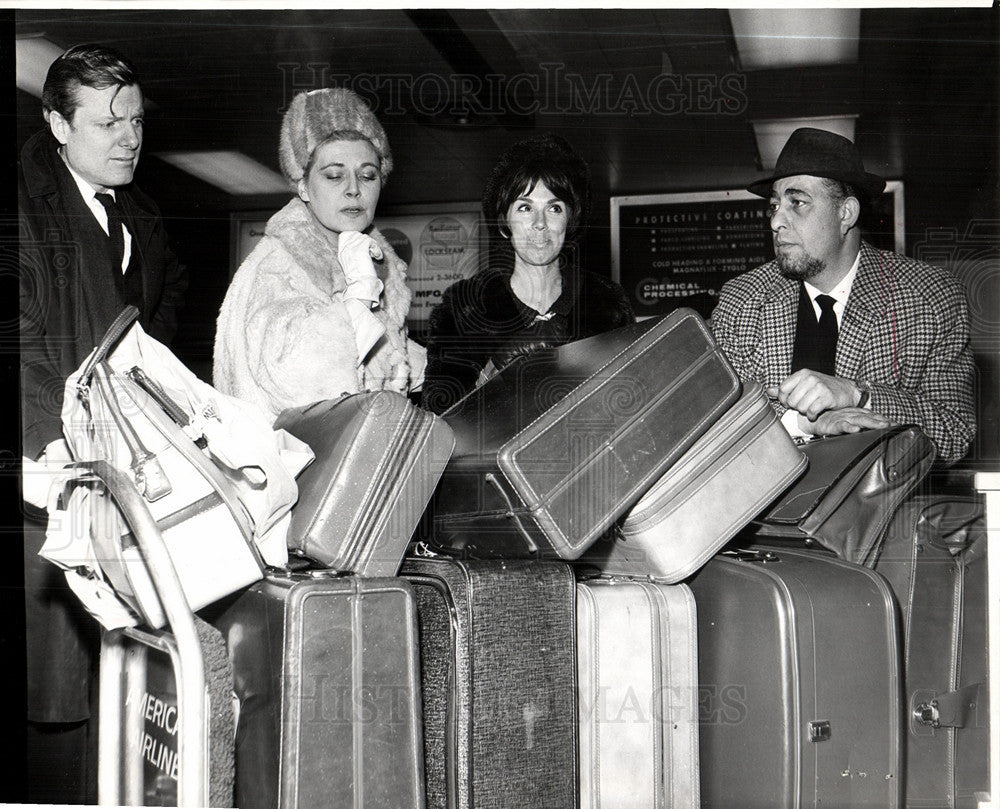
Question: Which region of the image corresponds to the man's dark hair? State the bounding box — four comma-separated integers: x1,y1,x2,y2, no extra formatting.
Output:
822,177,864,214
482,133,591,247
41,43,140,122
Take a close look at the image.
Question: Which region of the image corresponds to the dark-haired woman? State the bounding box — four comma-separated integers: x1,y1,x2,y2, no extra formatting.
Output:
421,134,634,414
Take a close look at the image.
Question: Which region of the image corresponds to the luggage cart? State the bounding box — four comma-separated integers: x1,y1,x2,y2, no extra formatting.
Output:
974,472,999,809
79,460,212,807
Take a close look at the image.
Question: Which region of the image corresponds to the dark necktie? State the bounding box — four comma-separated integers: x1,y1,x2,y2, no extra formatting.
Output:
94,192,124,273
815,293,839,374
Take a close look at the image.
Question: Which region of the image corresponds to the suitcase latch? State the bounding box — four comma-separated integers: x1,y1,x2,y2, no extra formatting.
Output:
912,683,982,729
808,720,832,742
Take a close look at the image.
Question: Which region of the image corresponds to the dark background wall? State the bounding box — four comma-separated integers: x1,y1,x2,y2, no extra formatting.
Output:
14,7,999,467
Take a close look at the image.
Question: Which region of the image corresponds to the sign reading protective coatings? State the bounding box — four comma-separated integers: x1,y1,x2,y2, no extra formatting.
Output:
611,183,903,320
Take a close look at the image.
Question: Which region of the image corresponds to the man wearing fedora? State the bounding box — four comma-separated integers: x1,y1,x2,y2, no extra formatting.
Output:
711,127,976,464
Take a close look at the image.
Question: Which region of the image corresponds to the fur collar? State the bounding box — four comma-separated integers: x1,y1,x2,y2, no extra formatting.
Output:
265,197,411,326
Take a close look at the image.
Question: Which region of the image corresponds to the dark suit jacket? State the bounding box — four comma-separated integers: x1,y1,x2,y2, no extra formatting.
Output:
710,241,976,464
19,129,187,460
18,129,186,723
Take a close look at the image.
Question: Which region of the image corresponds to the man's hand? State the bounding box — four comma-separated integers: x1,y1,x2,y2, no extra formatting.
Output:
767,369,862,420
23,439,75,511
798,407,893,437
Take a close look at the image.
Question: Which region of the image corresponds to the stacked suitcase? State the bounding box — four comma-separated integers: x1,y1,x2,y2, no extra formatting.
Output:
88,308,988,809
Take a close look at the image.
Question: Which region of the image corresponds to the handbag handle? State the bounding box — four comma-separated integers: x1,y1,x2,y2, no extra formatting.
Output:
76,305,140,400
93,363,173,502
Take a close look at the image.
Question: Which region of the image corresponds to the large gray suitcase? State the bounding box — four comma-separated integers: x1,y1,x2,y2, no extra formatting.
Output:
689,546,902,809
430,310,742,559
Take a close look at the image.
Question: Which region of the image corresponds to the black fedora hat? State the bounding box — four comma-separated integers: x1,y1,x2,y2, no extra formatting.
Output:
747,127,886,201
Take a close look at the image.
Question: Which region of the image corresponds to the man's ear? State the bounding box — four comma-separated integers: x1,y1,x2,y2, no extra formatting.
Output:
48,110,71,146
840,196,861,233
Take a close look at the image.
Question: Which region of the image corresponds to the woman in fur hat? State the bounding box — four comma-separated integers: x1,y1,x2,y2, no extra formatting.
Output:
214,88,424,421
421,133,634,414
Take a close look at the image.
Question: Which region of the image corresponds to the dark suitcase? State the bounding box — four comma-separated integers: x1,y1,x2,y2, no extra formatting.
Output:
431,310,742,559
400,556,578,809
210,572,426,809
577,577,699,809
274,391,455,574
872,495,990,809
580,384,806,582
689,546,902,809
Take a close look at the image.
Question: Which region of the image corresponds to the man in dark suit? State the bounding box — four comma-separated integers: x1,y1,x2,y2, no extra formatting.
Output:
711,128,976,464
18,43,186,803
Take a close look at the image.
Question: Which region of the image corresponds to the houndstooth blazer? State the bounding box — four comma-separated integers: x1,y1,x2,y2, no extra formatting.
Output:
710,241,977,464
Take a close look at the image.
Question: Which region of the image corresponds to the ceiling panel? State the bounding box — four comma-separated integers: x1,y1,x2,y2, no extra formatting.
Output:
14,7,998,208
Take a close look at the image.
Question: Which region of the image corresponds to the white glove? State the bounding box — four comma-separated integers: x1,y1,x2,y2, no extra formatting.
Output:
338,231,384,306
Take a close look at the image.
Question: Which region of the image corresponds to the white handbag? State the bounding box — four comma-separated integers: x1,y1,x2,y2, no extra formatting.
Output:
46,306,312,628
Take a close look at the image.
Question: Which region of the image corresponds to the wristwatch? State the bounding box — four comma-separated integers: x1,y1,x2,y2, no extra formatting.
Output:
856,379,871,409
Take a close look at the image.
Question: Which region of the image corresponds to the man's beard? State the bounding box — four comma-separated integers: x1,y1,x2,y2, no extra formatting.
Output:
777,250,826,281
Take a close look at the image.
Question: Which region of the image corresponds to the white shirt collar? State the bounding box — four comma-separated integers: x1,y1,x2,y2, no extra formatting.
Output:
60,149,117,205
59,148,131,272
803,250,861,321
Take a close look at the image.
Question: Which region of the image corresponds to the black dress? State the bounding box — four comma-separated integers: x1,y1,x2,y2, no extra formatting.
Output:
421,265,635,414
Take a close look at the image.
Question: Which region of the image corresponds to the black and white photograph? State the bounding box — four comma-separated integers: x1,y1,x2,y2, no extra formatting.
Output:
7,3,1000,807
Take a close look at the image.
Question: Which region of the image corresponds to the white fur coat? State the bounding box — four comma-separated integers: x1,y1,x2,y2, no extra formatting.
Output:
213,197,424,421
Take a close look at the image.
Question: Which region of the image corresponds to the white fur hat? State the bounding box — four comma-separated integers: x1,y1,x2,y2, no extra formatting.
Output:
278,88,393,186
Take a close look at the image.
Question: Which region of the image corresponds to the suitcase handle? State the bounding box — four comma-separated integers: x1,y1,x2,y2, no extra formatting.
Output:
485,473,540,554
723,548,781,564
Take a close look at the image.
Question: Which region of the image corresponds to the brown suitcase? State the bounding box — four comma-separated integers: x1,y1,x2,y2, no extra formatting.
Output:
873,495,990,808
431,310,741,559
210,573,426,809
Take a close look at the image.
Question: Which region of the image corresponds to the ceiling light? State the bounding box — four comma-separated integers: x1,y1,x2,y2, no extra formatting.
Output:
751,115,858,171
154,151,289,196
729,9,860,70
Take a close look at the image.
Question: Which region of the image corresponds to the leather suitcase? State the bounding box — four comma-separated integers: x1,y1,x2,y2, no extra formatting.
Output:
689,546,902,809
431,310,742,560
577,577,699,809
872,495,990,809
580,384,806,582
274,391,455,574
209,573,426,809
400,556,578,809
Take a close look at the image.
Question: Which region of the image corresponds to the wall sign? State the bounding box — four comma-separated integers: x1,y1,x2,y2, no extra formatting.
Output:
373,203,484,332
610,181,904,319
